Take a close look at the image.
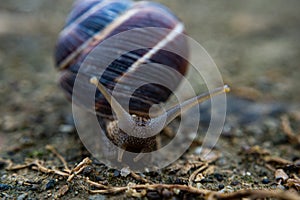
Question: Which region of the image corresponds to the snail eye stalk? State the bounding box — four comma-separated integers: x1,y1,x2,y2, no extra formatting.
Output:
90,77,135,133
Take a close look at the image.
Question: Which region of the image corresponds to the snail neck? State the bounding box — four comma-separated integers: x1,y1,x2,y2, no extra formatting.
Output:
90,76,166,137
105,117,157,153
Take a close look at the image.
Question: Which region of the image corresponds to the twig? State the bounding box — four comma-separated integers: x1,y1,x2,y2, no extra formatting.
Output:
211,189,300,200
188,163,208,186
46,145,71,173
0,158,13,170
85,178,109,189
265,163,276,172
89,183,210,196
31,160,69,177
67,174,75,182
72,157,92,172
264,156,293,165
68,157,92,181
6,163,28,171
130,170,153,184
291,174,300,181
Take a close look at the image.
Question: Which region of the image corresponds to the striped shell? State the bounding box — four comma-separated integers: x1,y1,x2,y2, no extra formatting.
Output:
55,0,189,118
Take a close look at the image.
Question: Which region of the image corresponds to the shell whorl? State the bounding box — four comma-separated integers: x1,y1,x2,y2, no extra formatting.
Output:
55,0,133,70
55,0,189,118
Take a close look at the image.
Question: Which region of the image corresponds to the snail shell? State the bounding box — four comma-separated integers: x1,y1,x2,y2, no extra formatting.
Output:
55,0,189,118
54,0,229,164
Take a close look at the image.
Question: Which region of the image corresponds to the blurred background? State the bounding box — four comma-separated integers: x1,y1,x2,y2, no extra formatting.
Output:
0,0,299,151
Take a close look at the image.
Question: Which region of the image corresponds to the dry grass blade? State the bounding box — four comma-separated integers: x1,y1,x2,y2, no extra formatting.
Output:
72,157,92,172
6,163,28,171
211,189,300,200
130,170,153,184
264,156,293,165
31,160,70,176
89,183,211,196
46,145,71,173
67,157,92,181
188,163,208,186
281,115,300,145
85,178,109,189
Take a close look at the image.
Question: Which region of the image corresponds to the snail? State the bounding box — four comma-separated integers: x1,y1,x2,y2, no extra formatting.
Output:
54,0,229,163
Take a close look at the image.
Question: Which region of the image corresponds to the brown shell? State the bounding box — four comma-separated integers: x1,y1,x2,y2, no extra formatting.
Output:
55,0,189,118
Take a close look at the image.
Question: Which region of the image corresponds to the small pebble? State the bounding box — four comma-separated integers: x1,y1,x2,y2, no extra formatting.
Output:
0,161,6,169
83,166,93,176
17,193,28,200
113,170,120,177
89,194,106,200
29,184,40,191
218,184,225,190
146,191,161,199
200,178,214,183
173,188,180,195
17,180,23,186
59,124,74,133
174,178,187,185
162,189,172,198
294,159,300,167
120,167,130,177
216,157,227,166
95,175,104,182
275,169,288,182
194,147,202,155
230,180,240,186
214,173,224,182
262,178,270,184
276,184,285,190
270,183,278,189
45,179,56,190
219,186,234,193
0,183,11,191
1,174,7,180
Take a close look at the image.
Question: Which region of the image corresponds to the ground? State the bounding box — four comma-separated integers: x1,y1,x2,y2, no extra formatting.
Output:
0,0,299,199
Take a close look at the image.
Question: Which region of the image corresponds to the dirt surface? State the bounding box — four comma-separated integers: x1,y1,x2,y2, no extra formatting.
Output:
0,0,300,199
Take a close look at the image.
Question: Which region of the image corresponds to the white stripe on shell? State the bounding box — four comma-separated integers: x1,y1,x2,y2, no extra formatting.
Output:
58,5,139,69
127,22,184,73
60,0,118,37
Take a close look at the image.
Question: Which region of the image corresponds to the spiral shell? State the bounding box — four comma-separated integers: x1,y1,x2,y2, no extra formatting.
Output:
55,0,189,117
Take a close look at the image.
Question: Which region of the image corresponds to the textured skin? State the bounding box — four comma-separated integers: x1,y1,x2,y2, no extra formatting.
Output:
106,117,157,153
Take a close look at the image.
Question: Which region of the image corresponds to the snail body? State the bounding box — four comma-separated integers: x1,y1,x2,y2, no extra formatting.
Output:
55,0,229,162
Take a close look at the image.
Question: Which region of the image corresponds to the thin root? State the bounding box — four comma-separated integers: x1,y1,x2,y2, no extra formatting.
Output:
46,144,71,173
130,170,153,184
188,163,209,186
